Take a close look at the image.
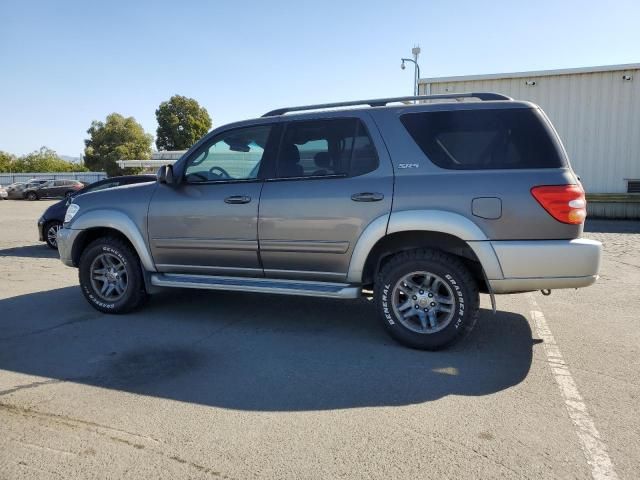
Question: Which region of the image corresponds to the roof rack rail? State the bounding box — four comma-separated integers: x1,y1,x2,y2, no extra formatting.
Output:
262,92,512,117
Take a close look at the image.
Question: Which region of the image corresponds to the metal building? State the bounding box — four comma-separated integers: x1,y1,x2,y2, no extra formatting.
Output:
419,64,640,218
116,150,186,170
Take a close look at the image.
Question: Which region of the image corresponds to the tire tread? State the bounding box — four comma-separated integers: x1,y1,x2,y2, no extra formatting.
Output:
78,236,147,314
374,248,479,350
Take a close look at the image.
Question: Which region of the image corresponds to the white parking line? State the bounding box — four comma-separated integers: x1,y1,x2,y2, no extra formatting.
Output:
528,294,618,480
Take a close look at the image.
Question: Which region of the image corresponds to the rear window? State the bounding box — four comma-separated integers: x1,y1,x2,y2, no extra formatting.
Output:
400,108,566,170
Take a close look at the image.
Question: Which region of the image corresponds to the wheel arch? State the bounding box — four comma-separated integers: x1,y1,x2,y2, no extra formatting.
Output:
347,210,502,292
69,210,155,272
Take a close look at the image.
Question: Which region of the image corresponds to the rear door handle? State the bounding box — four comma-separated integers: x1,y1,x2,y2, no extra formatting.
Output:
351,192,384,202
224,195,251,204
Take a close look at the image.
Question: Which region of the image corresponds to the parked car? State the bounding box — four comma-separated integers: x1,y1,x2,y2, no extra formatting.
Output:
0,185,7,200
4,180,52,199
24,179,84,200
38,175,156,249
57,93,602,350
5,182,27,199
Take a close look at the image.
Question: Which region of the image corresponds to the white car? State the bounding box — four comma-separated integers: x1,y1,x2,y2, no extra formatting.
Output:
0,185,8,199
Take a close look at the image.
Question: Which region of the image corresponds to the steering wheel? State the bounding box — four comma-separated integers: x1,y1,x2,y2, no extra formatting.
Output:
208,166,231,179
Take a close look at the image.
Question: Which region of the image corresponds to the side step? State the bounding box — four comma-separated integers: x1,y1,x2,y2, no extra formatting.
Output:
150,273,361,299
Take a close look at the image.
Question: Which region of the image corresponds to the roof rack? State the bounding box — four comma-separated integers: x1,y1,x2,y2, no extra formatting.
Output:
262,92,512,117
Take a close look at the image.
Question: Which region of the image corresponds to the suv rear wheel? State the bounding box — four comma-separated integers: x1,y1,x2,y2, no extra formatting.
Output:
79,236,147,313
26,191,38,201
374,249,479,350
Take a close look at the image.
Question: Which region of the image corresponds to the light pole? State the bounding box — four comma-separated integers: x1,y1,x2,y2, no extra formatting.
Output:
401,45,421,96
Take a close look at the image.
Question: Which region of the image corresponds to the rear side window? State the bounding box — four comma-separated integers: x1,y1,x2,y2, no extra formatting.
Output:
276,118,378,179
400,108,566,169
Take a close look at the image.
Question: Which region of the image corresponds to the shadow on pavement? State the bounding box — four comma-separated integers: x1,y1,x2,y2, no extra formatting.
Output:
0,286,535,411
0,244,58,259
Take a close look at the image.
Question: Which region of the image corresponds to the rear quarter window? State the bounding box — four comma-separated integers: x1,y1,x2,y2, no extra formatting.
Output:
400,108,566,169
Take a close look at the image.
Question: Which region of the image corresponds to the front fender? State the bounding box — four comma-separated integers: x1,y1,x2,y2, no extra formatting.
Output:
69,209,156,272
346,209,502,283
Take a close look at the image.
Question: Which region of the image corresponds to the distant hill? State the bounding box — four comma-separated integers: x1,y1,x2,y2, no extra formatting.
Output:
60,155,82,164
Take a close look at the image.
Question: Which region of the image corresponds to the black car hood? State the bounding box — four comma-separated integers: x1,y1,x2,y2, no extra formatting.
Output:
41,198,69,222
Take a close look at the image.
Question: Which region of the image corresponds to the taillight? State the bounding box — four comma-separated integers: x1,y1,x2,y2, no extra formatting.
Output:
531,184,586,225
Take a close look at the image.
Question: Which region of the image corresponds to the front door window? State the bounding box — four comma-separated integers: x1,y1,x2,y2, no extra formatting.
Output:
184,125,272,183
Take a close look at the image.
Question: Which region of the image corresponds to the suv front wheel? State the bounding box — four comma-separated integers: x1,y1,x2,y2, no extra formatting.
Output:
44,221,62,249
374,249,479,350
79,236,147,314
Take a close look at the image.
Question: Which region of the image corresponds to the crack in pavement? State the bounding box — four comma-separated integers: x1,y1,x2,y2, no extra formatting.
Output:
0,401,162,444
0,401,235,479
0,313,102,341
0,378,64,396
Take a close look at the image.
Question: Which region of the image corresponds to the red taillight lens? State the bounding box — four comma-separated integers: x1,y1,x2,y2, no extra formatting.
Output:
531,185,586,225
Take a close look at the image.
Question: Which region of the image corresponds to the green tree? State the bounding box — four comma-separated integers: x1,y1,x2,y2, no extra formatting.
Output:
0,151,16,173
84,113,153,176
155,95,212,151
12,147,88,173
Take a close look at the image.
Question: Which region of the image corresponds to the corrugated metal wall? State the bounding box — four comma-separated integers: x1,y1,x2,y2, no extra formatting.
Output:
0,172,107,186
421,67,640,193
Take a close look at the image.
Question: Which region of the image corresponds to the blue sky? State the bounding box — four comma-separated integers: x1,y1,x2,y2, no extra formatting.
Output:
1,0,638,156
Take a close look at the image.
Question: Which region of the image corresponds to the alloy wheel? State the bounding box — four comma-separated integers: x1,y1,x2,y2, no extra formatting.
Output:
46,223,61,248
391,271,455,334
89,253,128,302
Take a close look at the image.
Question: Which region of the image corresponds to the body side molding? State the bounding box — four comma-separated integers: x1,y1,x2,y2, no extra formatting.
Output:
70,209,156,272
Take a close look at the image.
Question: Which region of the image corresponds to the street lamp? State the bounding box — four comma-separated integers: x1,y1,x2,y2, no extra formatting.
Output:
400,45,421,96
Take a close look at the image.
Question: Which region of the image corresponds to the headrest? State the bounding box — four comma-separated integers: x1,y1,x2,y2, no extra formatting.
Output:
314,151,331,169
280,143,300,163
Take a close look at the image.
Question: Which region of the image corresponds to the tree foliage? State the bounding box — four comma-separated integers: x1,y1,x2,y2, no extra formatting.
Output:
0,147,87,173
0,151,16,173
155,95,212,151
84,113,153,176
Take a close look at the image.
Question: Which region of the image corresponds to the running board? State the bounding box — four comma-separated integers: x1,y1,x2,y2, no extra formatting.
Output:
150,273,361,299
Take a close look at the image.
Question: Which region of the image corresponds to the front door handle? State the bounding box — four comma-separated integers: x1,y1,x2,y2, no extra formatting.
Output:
351,192,384,202
224,195,251,204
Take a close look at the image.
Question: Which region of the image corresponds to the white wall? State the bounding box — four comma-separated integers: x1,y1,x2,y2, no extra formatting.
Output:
421,67,640,193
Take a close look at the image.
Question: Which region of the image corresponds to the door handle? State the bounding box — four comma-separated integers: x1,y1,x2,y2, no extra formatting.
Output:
351,192,384,202
224,195,251,204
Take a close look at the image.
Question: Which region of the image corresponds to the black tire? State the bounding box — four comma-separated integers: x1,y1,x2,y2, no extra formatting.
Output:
374,249,479,350
26,191,38,201
78,236,148,314
64,191,74,198
44,221,62,249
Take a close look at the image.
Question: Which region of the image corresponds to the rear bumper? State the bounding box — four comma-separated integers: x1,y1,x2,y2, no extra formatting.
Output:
487,238,602,293
489,275,597,293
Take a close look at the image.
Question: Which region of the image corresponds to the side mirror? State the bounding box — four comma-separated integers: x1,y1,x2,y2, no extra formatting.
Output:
157,164,176,185
157,165,166,183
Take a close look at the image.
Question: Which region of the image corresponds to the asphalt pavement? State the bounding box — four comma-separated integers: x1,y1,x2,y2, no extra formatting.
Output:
0,200,638,479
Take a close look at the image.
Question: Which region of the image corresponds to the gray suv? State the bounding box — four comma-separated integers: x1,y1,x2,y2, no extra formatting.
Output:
57,93,602,350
